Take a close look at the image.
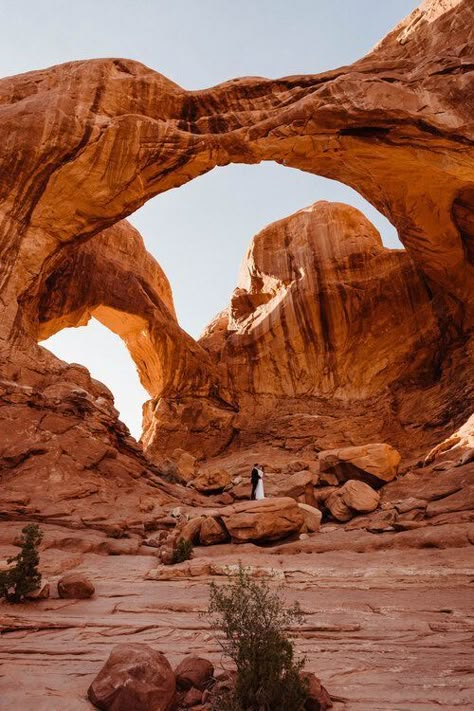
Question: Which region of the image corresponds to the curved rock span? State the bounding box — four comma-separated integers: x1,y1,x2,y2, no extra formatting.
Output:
0,0,472,509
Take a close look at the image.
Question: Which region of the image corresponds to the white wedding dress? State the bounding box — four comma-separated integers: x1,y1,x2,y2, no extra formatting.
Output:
255,469,265,499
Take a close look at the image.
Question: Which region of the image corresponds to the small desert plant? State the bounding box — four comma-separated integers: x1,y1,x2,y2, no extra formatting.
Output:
172,538,193,564
0,524,43,603
206,563,308,711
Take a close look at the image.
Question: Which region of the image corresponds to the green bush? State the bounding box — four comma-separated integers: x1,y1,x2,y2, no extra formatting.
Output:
0,524,43,603
206,563,308,711
172,538,193,564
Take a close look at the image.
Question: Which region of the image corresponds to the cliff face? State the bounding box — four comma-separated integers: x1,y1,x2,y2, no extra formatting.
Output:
194,201,472,459
0,0,472,504
201,202,440,399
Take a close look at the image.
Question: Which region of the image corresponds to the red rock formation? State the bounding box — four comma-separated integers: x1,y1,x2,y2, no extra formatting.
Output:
0,0,472,512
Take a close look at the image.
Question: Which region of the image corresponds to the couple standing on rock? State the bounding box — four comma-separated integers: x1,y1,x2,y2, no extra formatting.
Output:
250,464,265,500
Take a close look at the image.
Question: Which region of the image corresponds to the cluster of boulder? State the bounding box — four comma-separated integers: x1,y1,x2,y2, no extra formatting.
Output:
149,443,401,557
88,644,332,710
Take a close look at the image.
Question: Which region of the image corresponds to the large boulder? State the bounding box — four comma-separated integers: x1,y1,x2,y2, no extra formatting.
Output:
325,490,353,522
319,444,401,489
325,480,380,522
159,449,197,485
199,517,230,545
192,469,231,494
340,480,380,513
267,470,314,502
297,503,323,532
178,517,204,544
175,656,214,691
88,643,176,711
219,497,304,543
58,573,95,599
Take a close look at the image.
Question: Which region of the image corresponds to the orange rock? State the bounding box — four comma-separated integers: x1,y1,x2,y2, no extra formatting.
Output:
192,469,232,494
87,643,176,710
297,503,323,533
57,573,95,599
340,480,380,514
319,444,401,489
219,497,304,543
179,517,205,545
199,517,229,546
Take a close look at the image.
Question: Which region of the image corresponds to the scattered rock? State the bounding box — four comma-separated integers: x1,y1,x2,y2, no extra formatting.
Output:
58,573,95,599
88,643,176,711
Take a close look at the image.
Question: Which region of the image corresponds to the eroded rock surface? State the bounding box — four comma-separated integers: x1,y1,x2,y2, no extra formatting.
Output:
0,0,471,489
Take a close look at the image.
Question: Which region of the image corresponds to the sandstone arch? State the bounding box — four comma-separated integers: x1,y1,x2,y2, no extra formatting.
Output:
0,0,472,498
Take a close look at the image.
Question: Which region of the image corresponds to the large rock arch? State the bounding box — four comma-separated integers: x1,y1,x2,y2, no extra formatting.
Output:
0,0,472,513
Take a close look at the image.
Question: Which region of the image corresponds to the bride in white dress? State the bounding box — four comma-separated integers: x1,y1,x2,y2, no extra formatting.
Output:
255,466,265,500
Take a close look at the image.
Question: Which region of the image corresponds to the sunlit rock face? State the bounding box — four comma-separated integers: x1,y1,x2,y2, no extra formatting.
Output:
0,0,472,506
201,201,440,399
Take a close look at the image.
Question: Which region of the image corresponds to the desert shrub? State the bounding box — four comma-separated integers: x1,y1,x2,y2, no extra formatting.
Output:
206,563,308,711
172,538,193,564
0,524,43,603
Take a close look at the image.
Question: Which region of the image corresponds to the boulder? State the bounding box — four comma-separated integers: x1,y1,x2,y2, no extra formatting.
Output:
58,573,95,599
172,449,197,483
340,480,380,513
179,517,204,544
88,643,176,711
175,656,214,691
319,444,401,489
267,470,313,501
199,517,229,546
325,491,353,522
192,469,231,494
301,671,333,710
219,497,304,543
297,503,323,532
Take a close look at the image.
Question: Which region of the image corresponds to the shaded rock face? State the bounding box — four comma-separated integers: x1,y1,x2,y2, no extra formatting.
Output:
0,0,472,510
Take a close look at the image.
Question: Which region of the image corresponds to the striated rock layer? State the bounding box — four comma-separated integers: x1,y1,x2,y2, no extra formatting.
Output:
0,0,472,511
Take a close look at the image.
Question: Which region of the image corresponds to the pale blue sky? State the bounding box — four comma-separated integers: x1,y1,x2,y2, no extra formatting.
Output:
0,0,419,436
